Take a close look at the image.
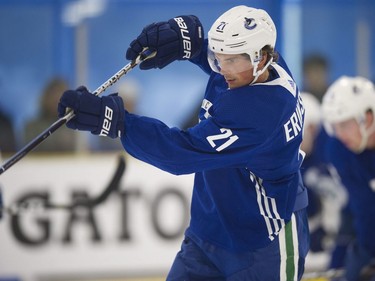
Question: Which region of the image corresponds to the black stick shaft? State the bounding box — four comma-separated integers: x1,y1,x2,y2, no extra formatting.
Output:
0,117,67,175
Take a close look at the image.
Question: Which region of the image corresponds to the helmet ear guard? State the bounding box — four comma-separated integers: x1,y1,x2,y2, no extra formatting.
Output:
207,5,277,82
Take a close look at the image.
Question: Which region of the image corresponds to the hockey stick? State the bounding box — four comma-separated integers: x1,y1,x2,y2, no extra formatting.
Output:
0,49,156,176
0,154,126,218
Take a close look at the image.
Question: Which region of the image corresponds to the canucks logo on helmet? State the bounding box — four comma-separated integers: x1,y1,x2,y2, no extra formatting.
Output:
244,17,257,30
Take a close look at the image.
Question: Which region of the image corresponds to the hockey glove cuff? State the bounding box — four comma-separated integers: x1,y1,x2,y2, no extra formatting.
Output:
58,86,125,139
126,15,204,70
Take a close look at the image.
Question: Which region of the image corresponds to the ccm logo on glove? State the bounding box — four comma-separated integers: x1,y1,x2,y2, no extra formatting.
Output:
100,106,114,136
173,17,192,59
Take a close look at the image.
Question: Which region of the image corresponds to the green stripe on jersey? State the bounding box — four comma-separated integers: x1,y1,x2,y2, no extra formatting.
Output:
285,220,295,281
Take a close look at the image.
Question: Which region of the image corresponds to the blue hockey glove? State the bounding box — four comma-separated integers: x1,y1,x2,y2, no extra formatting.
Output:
126,15,204,70
58,86,125,139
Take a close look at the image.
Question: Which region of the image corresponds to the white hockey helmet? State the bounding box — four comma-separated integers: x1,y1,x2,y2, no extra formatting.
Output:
322,76,375,151
207,6,277,80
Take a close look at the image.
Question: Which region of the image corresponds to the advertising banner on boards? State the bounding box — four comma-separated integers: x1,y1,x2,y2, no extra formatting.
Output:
0,154,194,281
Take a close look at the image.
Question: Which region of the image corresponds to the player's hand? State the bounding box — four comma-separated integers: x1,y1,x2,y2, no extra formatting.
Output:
126,15,204,70
58,86,125,139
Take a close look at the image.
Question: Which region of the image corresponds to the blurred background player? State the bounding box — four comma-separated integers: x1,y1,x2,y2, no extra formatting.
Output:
300,92,347,271
322,76,375,281
302,54,330,103
23,77,77,152
58,5,310,280
0,108,16,154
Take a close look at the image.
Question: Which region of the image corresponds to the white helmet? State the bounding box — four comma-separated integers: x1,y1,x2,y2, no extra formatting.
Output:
322,76,375,152
208,6,277,82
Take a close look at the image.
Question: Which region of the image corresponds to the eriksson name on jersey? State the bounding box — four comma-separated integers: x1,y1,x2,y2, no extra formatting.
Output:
283,94,305,142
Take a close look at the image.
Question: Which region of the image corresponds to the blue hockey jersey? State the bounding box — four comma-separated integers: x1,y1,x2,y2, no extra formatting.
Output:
326,138,375,255
121,43,307,252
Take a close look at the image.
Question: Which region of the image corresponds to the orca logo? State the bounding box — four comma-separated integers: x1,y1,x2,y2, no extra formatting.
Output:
244,17,257,30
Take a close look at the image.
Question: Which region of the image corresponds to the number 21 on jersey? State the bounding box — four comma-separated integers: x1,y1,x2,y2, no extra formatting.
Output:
206,128,239,152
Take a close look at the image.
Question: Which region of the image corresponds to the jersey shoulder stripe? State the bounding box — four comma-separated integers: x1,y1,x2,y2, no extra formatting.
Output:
257,63,298,98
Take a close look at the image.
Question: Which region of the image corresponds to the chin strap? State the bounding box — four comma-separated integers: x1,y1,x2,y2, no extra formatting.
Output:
357,125,368,153
356,122,375,153
356,116,375,153
250,57,273,85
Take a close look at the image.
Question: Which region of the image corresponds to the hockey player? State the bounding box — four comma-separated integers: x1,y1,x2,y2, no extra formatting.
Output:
58,6,309,280
300,92,347,269
322,76,375,281
300,93,330,250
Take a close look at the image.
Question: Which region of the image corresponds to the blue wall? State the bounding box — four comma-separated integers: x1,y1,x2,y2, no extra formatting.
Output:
302,0,375,84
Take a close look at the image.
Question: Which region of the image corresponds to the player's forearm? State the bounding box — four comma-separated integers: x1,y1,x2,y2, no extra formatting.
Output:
188,39,212,75
121,113,244,175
